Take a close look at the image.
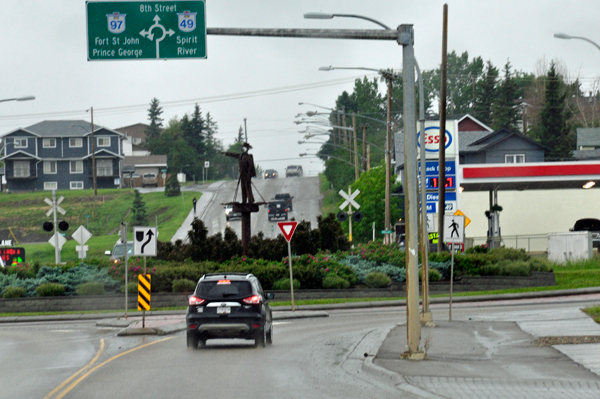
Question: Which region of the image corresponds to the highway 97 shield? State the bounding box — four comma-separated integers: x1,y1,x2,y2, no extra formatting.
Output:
86,1,206,61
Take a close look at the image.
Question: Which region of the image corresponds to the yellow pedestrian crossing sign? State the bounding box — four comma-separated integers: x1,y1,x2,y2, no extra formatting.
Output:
454,209,471,227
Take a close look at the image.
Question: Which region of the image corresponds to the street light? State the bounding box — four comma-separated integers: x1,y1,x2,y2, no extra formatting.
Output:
319,65,398,245
554,33,600,52
304,12,392,30
0,95,35,103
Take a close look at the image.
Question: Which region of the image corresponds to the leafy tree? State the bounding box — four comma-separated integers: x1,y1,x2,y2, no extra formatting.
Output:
130,190,149,226
164,172,181,197
531,62,575,161
339,162,403,243
145,97,163,145
491,60,521,130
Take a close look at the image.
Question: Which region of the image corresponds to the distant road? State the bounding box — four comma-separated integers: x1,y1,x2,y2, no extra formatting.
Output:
199,176,322,238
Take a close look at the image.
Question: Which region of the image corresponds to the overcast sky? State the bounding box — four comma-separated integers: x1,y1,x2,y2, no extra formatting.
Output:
1,0,599,177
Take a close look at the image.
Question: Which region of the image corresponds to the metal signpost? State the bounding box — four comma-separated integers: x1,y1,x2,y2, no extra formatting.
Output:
339,187,360,243
443,214,465,321
86,1,206,61
45,191,66,264
277,221,298,311
133,226,158,327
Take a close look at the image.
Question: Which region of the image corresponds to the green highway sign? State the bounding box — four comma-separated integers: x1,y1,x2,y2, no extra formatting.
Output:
86,1,206,61
381,230,394,234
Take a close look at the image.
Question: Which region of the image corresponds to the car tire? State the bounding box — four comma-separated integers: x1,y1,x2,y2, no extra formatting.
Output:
266,325,273,345
284,214,288,221
255,328,266,348
187,332,199,349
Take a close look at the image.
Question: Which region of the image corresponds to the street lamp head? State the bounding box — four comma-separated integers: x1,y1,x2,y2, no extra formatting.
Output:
16,95,35,102
319,66,333,71
304,12,334,20
554,33,572,40
299,153,307,157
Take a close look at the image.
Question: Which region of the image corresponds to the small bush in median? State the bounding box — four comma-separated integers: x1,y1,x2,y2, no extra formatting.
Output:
120,282,138,294
272,278,300,290
322,273,350,289
36,283,65,297
77,282,105,296
3,286,26,298
172,278,196,293
365,272,392,288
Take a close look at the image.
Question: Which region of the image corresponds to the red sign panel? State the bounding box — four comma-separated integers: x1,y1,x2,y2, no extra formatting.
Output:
277,221,298,242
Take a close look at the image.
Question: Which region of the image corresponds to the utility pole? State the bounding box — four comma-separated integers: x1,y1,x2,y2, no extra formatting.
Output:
352,113,359,180
243,118,248,142
362,124,368,172
384,72,393,245
437,5,448,251
89,107,97,196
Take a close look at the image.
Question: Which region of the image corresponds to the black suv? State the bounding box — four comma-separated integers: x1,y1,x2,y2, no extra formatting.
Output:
186,273,274,348
267,200,288,221
274,193,293,211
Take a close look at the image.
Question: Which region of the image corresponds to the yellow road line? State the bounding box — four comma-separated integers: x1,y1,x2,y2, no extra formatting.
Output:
43,339,105,399
53,336,175,399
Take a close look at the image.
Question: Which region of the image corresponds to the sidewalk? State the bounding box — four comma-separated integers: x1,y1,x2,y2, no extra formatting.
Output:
170,191,214,243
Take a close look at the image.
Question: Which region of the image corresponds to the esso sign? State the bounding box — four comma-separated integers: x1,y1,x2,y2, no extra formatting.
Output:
417,126,453,153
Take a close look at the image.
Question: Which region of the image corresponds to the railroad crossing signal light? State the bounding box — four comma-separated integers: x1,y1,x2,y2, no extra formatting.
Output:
337,211,348,222
352,211,364,222
43,221,69,232
43,222,53,232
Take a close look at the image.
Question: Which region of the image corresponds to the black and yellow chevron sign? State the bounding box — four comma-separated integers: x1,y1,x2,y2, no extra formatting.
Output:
137,274,151,311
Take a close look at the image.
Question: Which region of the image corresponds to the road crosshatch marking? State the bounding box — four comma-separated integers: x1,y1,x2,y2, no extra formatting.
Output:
86,1,207,60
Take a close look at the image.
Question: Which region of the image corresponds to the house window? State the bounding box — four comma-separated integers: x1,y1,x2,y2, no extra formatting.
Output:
69,138,83,148
44,182,58,190
70,160,83,174
97,159,113,176
70,181,84,190
13,138,27,148
43,138,56,148
505,154,525,163
97,137,110,147
13,161,30,177
43,161,57,174
133,137,142,144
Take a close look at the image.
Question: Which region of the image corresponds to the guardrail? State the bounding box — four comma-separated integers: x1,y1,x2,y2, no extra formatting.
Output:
466,234,548,253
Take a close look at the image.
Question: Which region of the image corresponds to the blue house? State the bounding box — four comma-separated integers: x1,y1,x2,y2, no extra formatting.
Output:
0,120,125,191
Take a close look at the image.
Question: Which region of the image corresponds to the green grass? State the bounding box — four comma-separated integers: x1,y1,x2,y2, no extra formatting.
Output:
4,188,201,264
583,307,600,323
319,173,338,217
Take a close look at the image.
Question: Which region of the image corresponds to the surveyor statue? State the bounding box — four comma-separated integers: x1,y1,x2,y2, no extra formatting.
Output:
223,142,256,204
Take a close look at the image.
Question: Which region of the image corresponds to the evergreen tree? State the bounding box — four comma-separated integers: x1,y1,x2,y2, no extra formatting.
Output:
164,172,181,197
474,61,499,126
491,61,520,130
130,190,149,226
145,98,163,146
533,62,575,161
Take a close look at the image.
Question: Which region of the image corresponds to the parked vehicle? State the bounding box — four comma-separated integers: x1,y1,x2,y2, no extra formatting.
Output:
267,200,288,221
264,169,278,179
285,165,303,177
225,204,242,221
274,193,293,211
570,218,600,248
186,273,274,349
142,173,158,187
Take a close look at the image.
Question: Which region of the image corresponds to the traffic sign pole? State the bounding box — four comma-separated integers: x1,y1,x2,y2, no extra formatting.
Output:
277,222,298,311
287,240,295,312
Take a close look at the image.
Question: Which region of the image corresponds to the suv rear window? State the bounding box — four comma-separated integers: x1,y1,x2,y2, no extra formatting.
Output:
197,280,252,298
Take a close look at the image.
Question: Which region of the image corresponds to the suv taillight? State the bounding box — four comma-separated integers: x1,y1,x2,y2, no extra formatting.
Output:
242,295,262,305
189,296,205,305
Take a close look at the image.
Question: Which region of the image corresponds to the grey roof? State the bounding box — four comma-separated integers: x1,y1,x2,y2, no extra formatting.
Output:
116,123,152,139
123,155,168,167
10,120,124,138
573,149,600,160
576,128,600,147
459,131,493,153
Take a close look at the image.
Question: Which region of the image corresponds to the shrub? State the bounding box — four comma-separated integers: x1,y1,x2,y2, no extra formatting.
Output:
529,257,552,272
76,282,105,296
5,262,36,279
322,273,350,289
428,261,451,280
121,282,139,294
36,283,65,297
272,278,300,290
172,278,196,293
339,255,405,283
429,268,442,282
3,286,26,299
365,272,392,288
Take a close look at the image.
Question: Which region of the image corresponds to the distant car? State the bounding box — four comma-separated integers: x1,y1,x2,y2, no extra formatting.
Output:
108,241,134,263
225,204,242,221
274,193,293,211
142,173,158,187
267,200,288,221
264,169,278,179
285,165,303,178
186,273,274,349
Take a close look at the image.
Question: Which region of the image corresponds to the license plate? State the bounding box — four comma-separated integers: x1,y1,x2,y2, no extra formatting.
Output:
217,306,230,315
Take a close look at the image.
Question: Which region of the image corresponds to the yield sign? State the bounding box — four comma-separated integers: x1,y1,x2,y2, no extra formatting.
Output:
277,221,298,242
339,189,360,210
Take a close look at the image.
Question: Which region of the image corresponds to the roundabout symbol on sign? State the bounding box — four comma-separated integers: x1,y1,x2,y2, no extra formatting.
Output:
139,15,175,59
